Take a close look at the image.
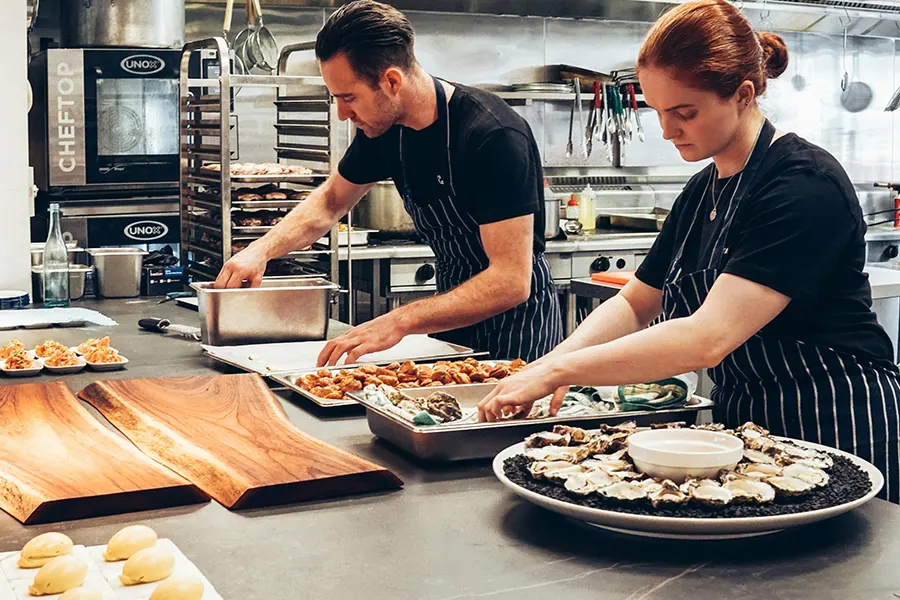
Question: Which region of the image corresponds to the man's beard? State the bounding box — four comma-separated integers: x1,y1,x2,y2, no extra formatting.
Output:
361,89,403,138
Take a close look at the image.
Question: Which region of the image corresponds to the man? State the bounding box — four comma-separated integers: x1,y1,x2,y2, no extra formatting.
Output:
214,0,562,366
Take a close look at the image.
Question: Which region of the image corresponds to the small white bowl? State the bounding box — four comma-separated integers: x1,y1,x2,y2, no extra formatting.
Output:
0,359,43,377
627,429,745,483
85,355,129,371
39,356,87,375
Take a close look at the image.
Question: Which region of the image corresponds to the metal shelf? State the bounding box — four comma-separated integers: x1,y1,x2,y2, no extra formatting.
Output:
188,74,326,88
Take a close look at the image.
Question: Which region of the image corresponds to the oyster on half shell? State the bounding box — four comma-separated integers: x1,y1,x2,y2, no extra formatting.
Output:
722,476,776,503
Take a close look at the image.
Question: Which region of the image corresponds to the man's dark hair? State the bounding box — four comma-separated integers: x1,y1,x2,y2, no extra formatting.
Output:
315,1,416,88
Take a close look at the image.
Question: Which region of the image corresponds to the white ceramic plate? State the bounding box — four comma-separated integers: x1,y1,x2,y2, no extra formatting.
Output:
0,359,42,377
39,355,87,374
85,355,129,371
492,437,884,540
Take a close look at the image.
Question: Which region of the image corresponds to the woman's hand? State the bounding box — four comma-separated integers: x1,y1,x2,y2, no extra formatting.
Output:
477,359,569,422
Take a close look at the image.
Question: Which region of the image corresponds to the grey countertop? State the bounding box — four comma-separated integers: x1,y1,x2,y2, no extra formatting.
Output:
0,298,898,600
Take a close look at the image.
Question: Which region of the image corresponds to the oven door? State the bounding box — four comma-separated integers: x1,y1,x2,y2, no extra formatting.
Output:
82,49,181,186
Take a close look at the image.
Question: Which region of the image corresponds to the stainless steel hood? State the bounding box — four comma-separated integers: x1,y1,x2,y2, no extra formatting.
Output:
276,0,900,36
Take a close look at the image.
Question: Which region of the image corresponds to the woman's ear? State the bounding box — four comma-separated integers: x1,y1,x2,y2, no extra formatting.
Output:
735,80,756,110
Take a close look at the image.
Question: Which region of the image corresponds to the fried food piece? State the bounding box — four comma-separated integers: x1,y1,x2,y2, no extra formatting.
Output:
385,362,401,371
310,386,328,397
432,369,452,385
451,371,471,385
509,358,526,369
338,378,363,393
375,367,396,377
418,366,433,379
322,386,344,400
379,375,399,387
470,371,486,383
489,365,510,379
364,376,381,387
360,365,378,375
399,360,417,375
398,373,419,384
485,377,499,383
316,369,332,378
434,361,452,370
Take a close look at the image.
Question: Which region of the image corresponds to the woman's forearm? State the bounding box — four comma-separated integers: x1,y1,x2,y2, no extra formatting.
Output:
545,294,653,360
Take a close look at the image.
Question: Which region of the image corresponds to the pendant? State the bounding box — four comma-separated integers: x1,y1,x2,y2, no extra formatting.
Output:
709,208,717,221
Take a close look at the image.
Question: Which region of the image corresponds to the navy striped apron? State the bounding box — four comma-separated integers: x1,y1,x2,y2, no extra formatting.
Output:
661,119,900,502
397,77,563,361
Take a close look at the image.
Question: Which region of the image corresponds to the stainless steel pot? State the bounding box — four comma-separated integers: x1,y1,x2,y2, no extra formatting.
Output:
61,0,185,48
355,181,416,234
89,248,148,298
544,198,561,239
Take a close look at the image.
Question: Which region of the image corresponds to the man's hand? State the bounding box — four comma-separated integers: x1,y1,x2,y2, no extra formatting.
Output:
317,313,408,367
214,245,268,289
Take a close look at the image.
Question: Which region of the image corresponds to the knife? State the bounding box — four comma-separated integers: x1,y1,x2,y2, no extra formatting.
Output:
138,318,201,341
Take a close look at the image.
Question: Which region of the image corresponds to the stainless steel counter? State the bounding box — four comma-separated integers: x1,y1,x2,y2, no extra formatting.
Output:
0,298,899,600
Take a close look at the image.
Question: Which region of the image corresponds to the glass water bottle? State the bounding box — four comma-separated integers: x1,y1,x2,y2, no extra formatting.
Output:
42,203,70,308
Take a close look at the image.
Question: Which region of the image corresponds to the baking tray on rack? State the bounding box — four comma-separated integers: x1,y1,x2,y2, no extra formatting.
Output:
271,359,513,409
231,172,329,184
202,335,483,376
349,385,715,462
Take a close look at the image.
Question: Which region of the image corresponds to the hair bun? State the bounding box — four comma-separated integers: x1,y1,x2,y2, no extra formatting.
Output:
758,31,789,79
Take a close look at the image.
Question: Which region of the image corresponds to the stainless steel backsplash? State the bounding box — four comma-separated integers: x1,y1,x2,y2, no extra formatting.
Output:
180,3,900,212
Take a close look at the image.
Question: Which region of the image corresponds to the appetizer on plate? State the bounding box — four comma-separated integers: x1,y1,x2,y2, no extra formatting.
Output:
44,349,81,368
76,336,111,355
5,349,38,370
84,345,125,364
34,340,68,358
0,339,25,359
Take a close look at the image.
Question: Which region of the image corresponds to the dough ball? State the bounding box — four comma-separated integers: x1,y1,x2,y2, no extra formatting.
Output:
148,575,204,600
18,532,74,568
59,588,103,600
119,547,174,586
27,555,88,596
103,525,158,561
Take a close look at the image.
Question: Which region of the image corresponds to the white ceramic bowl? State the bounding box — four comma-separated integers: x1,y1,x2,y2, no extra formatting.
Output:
627,429,744,483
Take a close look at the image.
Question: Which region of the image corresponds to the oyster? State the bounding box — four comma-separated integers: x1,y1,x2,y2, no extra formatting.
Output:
648,480,688,507
789,455,834,470
552,425,594,444
684,479,734,506
524,445,588,463
564,470,618,495
542,464,589,484
524,431,571,449
736,462,782,479
651,421,686,429
423,391,462,422
744,449,778,464
691,423,727,432
597,421,638,435
781,463,829,487
744,436,778,454
775,442,827,462
767,475,816,496
722,476,776,503
600,480,649,501
527,460,576,480
736,422,770,440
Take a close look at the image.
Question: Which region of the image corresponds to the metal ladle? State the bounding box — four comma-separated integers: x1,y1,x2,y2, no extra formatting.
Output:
840,15,851,92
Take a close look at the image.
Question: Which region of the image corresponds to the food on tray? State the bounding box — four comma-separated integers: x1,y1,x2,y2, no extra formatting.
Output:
119,547,175,586
365,385,464,425
295,358,527,401
0,339,25,359
232,241,251,254
201,162,313,176
104,525,158,562
44,349,81,368
505,421,852,514
5,349,37,370
28,555,88,596
84,346,125,364
76,337,110,355
289,190,310,201
149,575,205,600
528,378,691,419
265,191,288,201
18,532,74,568
236,193,263,202
59,588,103,600
34,340,68,358
235,216,263,227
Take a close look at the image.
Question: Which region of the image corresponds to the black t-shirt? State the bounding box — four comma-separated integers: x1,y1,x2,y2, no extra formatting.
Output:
636,133,894,363
338,82,546,253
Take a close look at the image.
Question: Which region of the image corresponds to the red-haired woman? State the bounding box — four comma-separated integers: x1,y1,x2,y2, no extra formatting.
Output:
479,0,900,501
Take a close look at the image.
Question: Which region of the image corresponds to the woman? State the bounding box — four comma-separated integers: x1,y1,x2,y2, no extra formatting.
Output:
478,0,900,502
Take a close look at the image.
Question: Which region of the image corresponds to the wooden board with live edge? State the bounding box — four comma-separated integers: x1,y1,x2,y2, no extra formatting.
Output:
78,374,404,509
0,382,206,525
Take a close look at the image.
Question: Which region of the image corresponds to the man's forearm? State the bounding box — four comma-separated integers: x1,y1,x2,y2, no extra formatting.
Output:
391,266,530,335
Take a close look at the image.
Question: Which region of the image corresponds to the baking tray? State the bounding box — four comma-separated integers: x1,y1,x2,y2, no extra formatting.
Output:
271,359,510,408
316,229,376,247
599,207,670,232
204,335,482,375
350,385,715,462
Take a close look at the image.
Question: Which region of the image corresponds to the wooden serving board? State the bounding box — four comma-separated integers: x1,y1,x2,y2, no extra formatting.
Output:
79,374,403,509
0,382,206,525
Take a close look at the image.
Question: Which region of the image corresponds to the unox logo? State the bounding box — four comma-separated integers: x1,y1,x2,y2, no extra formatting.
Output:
120,54,165,75
125,220,168,241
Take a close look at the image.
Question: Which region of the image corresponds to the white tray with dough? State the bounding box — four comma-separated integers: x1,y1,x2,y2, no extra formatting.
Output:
0,546,92,582
85,540,221,600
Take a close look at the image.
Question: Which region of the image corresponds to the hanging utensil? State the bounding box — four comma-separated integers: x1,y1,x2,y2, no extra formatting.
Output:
628,83,644,142
234,0,255,71
592,82,603,142
565,93,575,158
620,85,633,143
585,86,595,158
223,0,246,76
840,15,851,92
600,84,610,146
249,0,278,73
574,78,588,157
